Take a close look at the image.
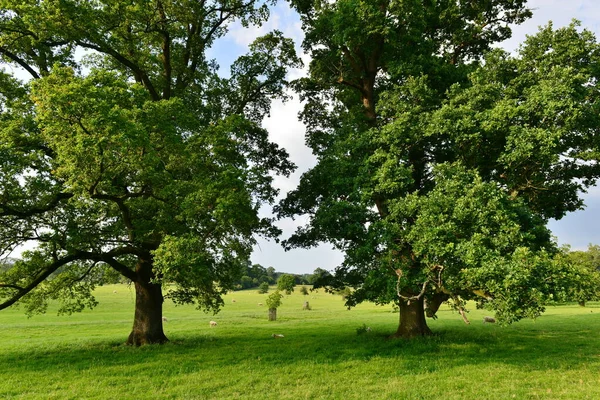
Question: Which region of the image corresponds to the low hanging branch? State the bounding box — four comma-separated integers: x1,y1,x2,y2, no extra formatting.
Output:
394,264,448,304
394,268,428,304
394,264,471,324
452,295,471,325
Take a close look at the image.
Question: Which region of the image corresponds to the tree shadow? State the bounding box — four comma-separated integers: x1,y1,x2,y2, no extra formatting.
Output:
1,306,599,380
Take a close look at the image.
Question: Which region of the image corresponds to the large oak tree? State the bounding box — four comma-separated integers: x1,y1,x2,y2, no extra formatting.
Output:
0,0,300,345
278,0,600,337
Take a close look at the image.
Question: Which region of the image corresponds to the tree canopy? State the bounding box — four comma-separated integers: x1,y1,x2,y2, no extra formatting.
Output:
278,0,600,337
277,273,295,294
0,0,300,344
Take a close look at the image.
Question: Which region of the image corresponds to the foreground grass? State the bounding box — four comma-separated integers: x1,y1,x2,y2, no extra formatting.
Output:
1,285,599,399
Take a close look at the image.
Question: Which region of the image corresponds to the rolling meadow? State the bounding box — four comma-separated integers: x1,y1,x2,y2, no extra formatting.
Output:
1,285,599,400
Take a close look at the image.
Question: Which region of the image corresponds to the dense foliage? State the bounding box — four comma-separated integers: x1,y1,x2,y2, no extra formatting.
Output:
276,273,296,294
564,245,600,305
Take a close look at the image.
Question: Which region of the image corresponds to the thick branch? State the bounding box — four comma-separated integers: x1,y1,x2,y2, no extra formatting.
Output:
0,245,143,311
75,40,160,101
176,1,254,91
0,47,40,79
0,253,80,311
0,192,73,218
157,0,172,99
91,193,136,241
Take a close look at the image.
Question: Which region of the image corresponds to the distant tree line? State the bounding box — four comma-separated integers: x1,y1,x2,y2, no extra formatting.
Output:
564,245,600,306
0,258,16,273
233,264,329,291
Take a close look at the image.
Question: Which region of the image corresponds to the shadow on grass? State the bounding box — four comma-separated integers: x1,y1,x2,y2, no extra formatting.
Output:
2,308,599,378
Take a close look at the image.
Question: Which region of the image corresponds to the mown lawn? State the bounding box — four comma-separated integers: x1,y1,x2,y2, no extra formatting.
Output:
1,285,599,399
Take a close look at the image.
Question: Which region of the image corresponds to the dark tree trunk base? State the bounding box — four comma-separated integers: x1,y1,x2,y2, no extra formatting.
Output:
390,297,432,339
126,280,168,346
127,330,169,346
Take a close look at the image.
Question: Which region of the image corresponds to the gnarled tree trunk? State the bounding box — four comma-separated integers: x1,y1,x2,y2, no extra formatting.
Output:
126,257,168,345
127,279,168,345
391,297,432,339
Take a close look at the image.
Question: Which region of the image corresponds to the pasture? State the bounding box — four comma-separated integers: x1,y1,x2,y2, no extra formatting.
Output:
0,285,599,399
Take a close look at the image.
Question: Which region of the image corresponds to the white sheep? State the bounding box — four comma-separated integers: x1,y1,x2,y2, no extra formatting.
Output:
483,316,496,323
231,299,236,303
272,334,284,338
258,303,263,306
162,316,168,322
113,290,117,294
210,320,217,327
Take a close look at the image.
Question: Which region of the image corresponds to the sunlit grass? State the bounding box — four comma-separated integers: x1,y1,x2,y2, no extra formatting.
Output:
1,285,599,399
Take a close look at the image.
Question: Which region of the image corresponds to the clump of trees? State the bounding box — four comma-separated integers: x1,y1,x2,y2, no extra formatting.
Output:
236,264,277,290
563,245,600,306
233,263,319,290
277,274,296,294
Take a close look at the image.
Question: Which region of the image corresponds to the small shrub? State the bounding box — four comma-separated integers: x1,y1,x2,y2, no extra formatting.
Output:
266,290,283,309
266,290,283,321
258,282,269,294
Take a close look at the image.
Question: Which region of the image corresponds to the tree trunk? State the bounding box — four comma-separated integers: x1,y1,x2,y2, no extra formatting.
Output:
268,308,277,321
391,297,432,339
127,279,168,345
424,293,450,318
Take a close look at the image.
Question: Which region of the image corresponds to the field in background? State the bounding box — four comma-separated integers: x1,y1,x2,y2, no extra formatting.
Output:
1,285,599,399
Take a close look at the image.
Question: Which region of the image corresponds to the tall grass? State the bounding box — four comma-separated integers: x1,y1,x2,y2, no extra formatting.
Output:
1,285,599,399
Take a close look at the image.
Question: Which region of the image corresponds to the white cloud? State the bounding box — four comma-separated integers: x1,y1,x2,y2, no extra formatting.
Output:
501,0,600,53
228,3,304,49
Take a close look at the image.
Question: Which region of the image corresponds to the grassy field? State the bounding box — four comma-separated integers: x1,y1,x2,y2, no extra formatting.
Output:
1,285,599,399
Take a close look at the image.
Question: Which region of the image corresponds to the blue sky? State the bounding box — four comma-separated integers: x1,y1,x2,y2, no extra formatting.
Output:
220,0,600,274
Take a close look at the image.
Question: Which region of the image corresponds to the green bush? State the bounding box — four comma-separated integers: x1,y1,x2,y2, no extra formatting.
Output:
258,282,269,294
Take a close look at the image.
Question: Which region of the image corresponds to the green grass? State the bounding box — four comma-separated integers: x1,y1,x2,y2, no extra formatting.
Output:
1,285,599,399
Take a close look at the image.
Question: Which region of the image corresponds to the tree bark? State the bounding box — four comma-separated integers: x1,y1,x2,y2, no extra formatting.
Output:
268,308,277,321
126,279,168,346
391,297,432,339
424,293,450,318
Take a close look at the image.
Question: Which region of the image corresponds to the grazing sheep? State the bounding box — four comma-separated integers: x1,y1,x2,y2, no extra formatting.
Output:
258,303,263,306
162,316,168,322
113,290,117,294
210,320,217,327
483,316,496,323
231,299,236,303
272,334,284,338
